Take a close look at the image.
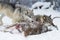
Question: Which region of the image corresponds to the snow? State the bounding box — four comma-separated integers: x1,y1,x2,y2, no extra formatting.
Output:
0,30,60,40
32,2,51,9
32,2,60,18
0,2,60,40
27,30,60,40
53,18,60,30
33,9,60,18
2,16,13,25
0,32,26,40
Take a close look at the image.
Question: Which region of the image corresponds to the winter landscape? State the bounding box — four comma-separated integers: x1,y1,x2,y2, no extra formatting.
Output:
0,0,60,40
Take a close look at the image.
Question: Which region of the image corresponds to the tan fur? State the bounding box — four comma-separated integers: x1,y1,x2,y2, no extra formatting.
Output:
19,21,42,36
24,25,42,36
0,3,14,17
0,3,22,25
0,3,34,25
33,15,58,30
32,15,44,25
15,4,34,18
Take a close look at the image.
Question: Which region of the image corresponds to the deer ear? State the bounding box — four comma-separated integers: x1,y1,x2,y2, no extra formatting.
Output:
49,15,51,17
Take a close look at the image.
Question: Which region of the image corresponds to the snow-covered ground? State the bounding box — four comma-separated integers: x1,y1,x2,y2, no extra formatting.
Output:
2,16,13,25
0,2,60,40
0,30,60,40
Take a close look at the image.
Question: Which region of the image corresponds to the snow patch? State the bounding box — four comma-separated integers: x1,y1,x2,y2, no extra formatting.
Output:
32,2,51,9
2,16,13,25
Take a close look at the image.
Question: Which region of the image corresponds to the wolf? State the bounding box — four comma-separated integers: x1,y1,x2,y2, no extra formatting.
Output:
0,2,23,25
32,15,58,32
0,2,14,25
0,2,34,25
15,4,34,18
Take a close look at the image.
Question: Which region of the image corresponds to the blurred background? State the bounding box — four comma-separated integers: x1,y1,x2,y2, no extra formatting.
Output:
0,0,60,11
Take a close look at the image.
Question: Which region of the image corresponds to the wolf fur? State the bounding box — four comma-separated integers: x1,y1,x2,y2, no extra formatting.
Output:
0,3,22,25
33,15,58,31
0,2,34,25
